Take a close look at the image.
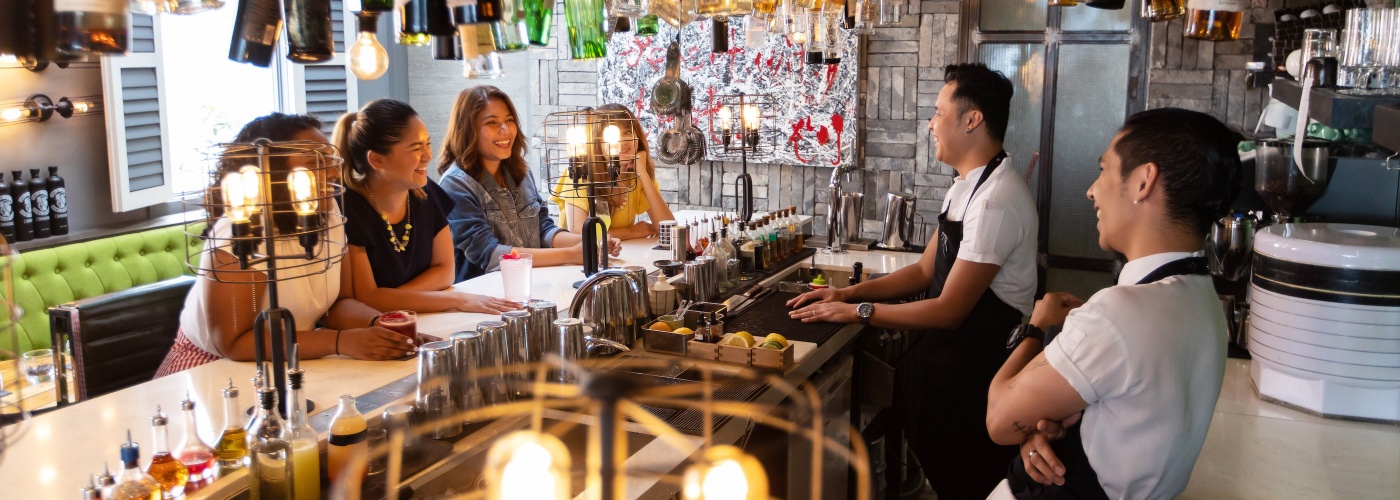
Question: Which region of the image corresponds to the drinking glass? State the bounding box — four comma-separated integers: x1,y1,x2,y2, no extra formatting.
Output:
500,254,533,304
364,426,388,476
379,311,418,340
22,349,54,385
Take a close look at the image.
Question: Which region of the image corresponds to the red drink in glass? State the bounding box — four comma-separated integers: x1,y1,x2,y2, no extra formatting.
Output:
379,310,417,340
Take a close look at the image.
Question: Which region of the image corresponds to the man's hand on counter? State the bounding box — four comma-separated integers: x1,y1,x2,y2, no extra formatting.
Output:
789,300,859,324
786,286,852,308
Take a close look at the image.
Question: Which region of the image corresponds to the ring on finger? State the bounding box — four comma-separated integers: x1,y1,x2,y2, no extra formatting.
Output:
1029,450,1037,459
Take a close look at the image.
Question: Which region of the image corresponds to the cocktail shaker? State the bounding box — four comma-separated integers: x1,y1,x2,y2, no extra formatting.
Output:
448,331,486,413
501,310,532,399
475,320,512,404
526,300,558,363
550,318,586,383
671,224,689,261
416,341,461,439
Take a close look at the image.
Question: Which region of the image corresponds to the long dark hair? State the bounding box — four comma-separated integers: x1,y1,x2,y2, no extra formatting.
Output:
209,113,324,232
437,86,529,184
333,99,425,198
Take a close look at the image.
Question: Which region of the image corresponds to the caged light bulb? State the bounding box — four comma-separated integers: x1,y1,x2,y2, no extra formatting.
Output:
603,124,622,156
350,12,390,80
485,431,571,500
288,167,317,215
717,106,732,131
566,125,588,157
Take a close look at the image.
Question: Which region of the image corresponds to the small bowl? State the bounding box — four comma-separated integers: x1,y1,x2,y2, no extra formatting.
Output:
654,314,685,330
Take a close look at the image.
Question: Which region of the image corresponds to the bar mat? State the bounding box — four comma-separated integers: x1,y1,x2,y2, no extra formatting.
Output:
726,290,844,346
631,375,765,436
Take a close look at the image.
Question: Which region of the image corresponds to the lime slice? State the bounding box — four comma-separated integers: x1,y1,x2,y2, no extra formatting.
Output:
764,333,788,348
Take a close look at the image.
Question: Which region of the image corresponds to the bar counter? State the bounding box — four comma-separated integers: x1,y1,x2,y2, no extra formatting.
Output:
2,215,1397,498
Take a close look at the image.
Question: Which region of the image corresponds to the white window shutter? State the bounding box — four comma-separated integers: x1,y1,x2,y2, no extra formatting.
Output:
284,0,359,135
101,13,173,212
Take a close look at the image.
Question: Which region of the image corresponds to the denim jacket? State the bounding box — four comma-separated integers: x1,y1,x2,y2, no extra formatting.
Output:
440,164,565,282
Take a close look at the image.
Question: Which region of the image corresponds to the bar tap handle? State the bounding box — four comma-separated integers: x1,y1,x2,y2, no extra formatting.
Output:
735,173,754,223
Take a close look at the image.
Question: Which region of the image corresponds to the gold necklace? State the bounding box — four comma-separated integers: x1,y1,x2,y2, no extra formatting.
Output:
365,189,412,252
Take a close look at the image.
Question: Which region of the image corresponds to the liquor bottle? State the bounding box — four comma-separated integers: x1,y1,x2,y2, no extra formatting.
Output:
0,172,13,243
524,0,553,44
112,431,163,500
146,407,190,499
1183,0,1244,41
175,397,217,486
448,0,502,24
28,168,49,239
736,222,755,275
284,0,335,62
11,171,33,242
229,0,282,67
249,387,296,499
326,394,367,485
55,0,129,61
751,222,766,272
282,369,321,500
821,7,842,64
81,475,101,500
1141,0,1185,21
400,0,433,45
214,379,249,471
493,0,530,51
96,463,118,499
710,17,730,53
788,206,803,248
432,31,462,60
805,9,825,64
1085,0,1124,9
46,166,67,236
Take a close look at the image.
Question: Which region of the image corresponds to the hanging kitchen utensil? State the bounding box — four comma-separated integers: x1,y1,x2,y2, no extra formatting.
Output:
651,40,685,116
657,111,690,163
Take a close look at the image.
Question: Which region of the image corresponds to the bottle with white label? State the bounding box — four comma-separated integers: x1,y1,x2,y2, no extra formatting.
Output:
11,170,32,242
54,0,129,61
0,173,13,242
1184,0,1245,41
29,168,49,239
46,166,67,236
228,0,282,67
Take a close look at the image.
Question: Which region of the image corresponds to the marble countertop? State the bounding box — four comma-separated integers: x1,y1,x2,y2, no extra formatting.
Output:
3,211,1395,498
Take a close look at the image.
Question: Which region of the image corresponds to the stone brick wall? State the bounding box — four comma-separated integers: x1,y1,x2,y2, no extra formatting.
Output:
528,1,963,240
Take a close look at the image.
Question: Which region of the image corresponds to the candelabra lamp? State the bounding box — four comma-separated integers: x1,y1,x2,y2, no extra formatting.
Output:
328,355,872,500
712,92,777,223
542,108,641,288
183,139,346,413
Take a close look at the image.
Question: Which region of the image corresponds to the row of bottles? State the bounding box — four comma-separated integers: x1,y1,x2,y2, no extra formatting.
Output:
734,207,803,276
0,166,68,244
1,0,217,70
1049,0,1247,42
86,374,366,499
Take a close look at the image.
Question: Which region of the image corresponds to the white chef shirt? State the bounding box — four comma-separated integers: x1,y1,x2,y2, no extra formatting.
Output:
178,207,346,357
940,156,1039,316
1043,251,1227,499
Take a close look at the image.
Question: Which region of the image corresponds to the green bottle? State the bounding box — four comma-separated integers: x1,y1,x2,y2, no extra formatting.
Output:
563,0,607,59
525,0,553,45
637,13,659,36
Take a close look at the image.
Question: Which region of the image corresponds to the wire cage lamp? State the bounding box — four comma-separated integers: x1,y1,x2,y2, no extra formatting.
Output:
181,139,347,412
327,354,872,500
541,108,642,287
0,238,29,466
711,92,778,223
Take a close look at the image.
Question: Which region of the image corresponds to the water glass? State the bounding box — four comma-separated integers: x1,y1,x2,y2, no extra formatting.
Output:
364,426,388,476
500,254,533,304
22,349,54,385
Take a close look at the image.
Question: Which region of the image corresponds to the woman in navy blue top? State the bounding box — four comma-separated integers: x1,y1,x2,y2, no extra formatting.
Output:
333,99,518,314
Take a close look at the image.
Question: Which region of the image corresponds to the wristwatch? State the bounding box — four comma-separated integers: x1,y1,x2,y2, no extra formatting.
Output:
856,302,875,326
1006,323,1046,351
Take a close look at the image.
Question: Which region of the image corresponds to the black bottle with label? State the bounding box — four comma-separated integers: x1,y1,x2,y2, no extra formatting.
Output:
12,171,32,242
29,168,49,238
47,166,67,236
0,173,13,243
229,0,282,67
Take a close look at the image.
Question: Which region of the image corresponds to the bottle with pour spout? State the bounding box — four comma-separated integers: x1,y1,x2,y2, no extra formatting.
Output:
327,394,368,487
175,396,217,488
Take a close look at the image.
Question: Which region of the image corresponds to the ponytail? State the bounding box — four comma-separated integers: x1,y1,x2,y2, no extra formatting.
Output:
331,99,422,198
331,111,367,194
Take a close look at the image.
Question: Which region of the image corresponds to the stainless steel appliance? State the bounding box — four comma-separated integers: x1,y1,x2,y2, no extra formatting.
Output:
474,320,512,404
416,341,461,439
840,191,864,243
569,268,643,356
877,192,922,250
448,331,486,414
1255,138,1333,223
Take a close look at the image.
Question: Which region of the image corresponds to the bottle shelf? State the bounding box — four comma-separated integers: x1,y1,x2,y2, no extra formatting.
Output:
1270,80,1400,130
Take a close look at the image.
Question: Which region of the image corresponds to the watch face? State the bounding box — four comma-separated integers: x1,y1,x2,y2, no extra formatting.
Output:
858,303,874,317
1007,325,1024,350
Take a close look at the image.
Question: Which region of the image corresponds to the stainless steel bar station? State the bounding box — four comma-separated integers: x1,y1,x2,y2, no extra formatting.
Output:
2,0,1399,499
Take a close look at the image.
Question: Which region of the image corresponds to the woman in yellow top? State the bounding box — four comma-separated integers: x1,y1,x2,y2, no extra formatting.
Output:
551,104,676,240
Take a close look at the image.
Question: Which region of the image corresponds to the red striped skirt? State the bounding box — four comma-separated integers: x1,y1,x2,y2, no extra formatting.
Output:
154,329,221,378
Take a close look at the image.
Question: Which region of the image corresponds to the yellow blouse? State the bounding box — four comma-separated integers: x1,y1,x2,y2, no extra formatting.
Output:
550,169,656,230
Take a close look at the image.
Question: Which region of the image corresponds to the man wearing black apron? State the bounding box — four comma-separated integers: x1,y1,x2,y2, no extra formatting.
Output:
984,108,1242,499
789,64,1039,498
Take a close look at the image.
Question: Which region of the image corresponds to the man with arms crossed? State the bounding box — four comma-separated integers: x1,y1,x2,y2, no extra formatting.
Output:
986,108,1242,499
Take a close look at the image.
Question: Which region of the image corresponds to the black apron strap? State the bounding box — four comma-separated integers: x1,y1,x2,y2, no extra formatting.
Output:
1009,255,1209,499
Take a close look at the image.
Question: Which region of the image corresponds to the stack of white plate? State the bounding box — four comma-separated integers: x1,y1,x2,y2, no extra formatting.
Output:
1248,223,1400,422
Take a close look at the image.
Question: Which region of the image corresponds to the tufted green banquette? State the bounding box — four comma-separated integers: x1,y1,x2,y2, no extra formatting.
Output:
0,223,205,356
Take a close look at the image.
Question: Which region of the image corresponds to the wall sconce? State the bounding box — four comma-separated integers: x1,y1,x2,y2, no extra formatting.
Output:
0,94,104,126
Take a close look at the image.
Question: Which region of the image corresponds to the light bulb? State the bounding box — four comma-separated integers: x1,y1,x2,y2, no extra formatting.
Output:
238,165,262,217
288,167,317,215
742,105,760,131
603,124,621,156
72,101,91,114
221,173,249,222
566,125,587,158
681,445,768,500
1,107,23,122
717,106,732,131
486,431,571,500
0,54,17,64
350,31,390,80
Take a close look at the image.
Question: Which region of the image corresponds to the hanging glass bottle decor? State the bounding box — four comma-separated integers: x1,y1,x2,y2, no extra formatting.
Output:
493,0,530,51
804,9,825,63
877,0,901,25
563,0,607,59
851,0,874,33
460,23,505,78
651,0,699,28
607,0,645,32
636,13,660,35
822,6,843,64
524,0,553,45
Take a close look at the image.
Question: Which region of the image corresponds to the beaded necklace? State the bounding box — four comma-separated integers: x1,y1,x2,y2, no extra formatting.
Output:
365,189,411,252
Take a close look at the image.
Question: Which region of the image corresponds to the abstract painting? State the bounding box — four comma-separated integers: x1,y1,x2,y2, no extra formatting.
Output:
598,20,860,167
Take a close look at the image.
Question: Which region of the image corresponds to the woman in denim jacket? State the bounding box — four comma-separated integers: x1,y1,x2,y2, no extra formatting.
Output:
438,86,621,282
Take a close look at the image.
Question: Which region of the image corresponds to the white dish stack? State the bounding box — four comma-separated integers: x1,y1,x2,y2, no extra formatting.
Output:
1248,223,1400,422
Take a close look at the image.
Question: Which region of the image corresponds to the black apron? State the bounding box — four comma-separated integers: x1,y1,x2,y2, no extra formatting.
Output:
1006,256,1210,500
898,152,1022,500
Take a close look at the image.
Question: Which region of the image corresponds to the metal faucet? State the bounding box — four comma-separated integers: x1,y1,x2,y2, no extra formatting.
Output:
826,164,858,253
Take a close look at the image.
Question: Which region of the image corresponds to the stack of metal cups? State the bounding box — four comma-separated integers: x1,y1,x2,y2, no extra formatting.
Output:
525,300,558,389
549,317,586,383
501,310,532,400
474,320,512,405
448,331,487,419
416,341,462,439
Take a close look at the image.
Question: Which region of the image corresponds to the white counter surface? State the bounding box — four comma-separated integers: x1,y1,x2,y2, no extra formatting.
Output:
2,213,1396,498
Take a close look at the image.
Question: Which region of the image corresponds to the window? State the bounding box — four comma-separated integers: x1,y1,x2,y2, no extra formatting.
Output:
101,3,358,212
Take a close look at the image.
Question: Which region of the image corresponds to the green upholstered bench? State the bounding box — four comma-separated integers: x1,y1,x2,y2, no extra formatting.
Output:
0,223,205,357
